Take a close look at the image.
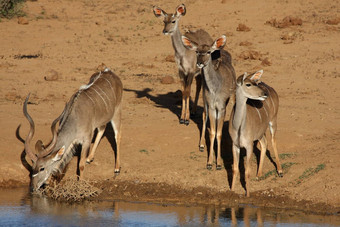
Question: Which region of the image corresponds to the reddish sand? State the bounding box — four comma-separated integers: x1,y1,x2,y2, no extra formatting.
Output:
0,0,339,214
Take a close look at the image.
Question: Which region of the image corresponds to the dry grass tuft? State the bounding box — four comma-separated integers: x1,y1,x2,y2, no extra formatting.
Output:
41,179,102,202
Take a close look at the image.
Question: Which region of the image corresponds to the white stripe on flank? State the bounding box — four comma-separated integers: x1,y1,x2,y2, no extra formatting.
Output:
254,105,262,122
102,77,116,100
263,86,275,108
84,92,96,116
263,99,269,118
93,84,113,112
92,86,109,111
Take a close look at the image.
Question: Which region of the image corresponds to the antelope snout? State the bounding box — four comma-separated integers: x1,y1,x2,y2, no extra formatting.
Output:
197,63,204,69
259,93,268,101
162,29,170,35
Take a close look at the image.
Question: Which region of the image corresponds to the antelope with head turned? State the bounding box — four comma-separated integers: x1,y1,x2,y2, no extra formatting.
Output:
181,34,236,170
229,70,283,197
23,68,123,191
153,4,214,125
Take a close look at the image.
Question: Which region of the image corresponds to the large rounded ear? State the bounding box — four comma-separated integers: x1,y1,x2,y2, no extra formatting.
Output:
35,140,45,153
153,6,166,18
212,35,227,50
181,36,197,51
237,72,247,86
175,4,186,17
250,69,263,82
52,146,65,162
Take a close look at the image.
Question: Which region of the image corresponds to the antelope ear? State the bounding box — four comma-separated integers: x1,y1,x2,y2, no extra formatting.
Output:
153,6,166,18
250,70,263,82
175,4,186,17
181,36,197,51
35,140,45,153
237,72,247,86
212,35,227,50
52,146,65,162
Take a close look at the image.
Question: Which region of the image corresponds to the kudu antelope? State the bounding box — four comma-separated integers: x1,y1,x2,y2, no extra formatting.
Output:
23,68,123,191
229,70,283,197
153,4,213,125
182,35,236,170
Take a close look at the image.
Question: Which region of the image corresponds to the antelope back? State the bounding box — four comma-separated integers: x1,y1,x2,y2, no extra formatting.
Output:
72,70,123,128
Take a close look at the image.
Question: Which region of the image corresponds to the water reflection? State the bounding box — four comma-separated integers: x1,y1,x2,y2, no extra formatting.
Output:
0,187,339,226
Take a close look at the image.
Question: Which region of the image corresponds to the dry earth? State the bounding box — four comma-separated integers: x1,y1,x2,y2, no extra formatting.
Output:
0,0,339,215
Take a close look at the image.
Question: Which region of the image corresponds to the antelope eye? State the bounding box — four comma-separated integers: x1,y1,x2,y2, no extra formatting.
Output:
245,83,251,87
171,20,176,23
39,167,45,172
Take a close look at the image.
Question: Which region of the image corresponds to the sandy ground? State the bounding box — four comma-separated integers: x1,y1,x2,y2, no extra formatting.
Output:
0,0,339,214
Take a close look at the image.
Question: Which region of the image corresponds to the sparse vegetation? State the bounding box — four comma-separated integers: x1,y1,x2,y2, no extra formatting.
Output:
0,0,25,19
139,149,149,154
256,162,296,181
279,153,296,160
295,164,325,184
189,151,203,162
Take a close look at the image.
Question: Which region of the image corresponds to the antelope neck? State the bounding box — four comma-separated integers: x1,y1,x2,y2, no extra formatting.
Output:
232,87,248,132
202,59,221,93
170,25,186,56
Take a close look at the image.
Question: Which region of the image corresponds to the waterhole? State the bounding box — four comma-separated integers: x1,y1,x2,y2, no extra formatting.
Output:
0,187,339,226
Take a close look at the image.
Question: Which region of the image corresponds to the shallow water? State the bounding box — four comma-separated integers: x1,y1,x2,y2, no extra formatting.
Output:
0,187,339,227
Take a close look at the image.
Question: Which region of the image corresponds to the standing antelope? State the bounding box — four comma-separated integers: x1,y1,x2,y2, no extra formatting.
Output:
229,70,283,197
153,4,213,125
182,35,236,170
23,68,123,191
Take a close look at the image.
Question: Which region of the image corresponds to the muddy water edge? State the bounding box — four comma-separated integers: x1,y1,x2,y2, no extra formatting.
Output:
1,186,340,226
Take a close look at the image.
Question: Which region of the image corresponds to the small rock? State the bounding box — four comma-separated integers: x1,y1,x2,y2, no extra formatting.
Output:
165,55,175,63
239,50,262,60
266,16,302,28
44,69,59,81
261,57,272,66
281,32,296,41
239,41,252,46
161,75,175,84
236,23,251,32
5,92,21,102
326,17,340,25
18,17,29,25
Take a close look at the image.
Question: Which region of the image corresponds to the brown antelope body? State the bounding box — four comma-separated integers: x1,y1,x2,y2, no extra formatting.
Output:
23,68,123,191
182,35,236,170
229,70,283,197
153,4,214,125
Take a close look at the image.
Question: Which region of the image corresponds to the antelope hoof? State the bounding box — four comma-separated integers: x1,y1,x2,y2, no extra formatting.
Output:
184,120,189,126
199,145,204,152
216,165,222,170
86,158,94,164
278,171,283,177
207,164,212,170
114,169,120,176
179,119,185,124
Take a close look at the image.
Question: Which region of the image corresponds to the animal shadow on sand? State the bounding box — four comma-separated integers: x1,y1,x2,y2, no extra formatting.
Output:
124,87,203,126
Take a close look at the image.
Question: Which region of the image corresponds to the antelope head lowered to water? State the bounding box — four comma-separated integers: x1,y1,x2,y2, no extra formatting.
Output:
23,68,123,191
